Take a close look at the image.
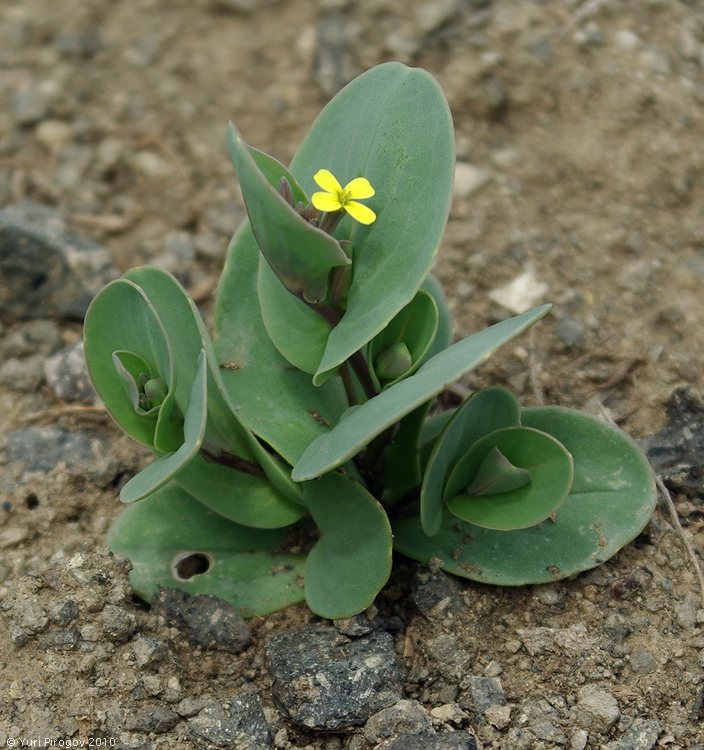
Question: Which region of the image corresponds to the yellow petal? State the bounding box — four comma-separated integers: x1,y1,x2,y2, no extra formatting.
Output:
344,177,375,200
345,201,376,225
312,191,343,212
313,169,342,195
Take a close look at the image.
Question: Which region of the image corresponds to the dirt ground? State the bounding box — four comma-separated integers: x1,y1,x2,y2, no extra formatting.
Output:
1,0,704,748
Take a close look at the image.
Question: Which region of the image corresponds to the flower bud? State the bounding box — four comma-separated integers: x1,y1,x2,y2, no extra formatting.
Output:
375,342,412,382
143,377,167,408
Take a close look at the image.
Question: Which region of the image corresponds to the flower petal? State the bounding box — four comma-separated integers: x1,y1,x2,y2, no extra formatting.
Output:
312,191,343,212
345,201,376,225
344,177,375,200
313,169,343,195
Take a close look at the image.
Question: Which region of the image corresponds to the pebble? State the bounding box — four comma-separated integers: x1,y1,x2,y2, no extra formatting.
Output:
415,0,459,34
131,635,169,667
453,163,491,199
334,607,379,636
124,38,161,67
187,692,272,749
574,685,620,733
463,676,505,721
101,603,138,642
151,231,197,280
556,315,586,348
0,526,30,550
267,624,402,731
35,120,74,152
488,268,549,315
485,704,511,729
629,649,656,675
124,705,179,733
427,634,471,682
0,354,46,392
410,566,463,616
604,717,662,750
11,87,54,126
53,31,101,58
44,342,97,404
641,387,704,496
571,728,589,750
0,202,114,321
153,588,251,653
638,47,672,76
677,25,703,63
207,0,259,13
363,699,435,743
313,10,354,97
517,623,598,656
5,426,120,485
177,696,213,718
613,29,641,52
49,599,80,626
377,731,477,750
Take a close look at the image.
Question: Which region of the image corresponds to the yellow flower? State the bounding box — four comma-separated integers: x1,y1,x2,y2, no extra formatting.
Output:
311,169,376,225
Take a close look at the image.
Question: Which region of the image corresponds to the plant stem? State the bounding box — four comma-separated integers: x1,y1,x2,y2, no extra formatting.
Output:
340,362,358,406
349,350,378,400
201,445,265,478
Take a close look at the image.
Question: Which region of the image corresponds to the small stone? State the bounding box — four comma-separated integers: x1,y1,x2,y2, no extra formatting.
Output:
430,703,469,725
35,120,73,152
453,163,491,199
124,38,160,67
613,29,641,52
377,731,477,750
11,87,54,126
0,527,30,549
464,676,505,720
530,720,566,744
133,150,172,178
483,660,502,677
44,342,96,403
574,685,619,733
485,704,511,730
556,315,586,348
415,0,459,34
385,30,422,60
37,627,82,651
570,728,589,750
177,696,213,718
638,47,672,75
152,231,197,280
187,692,272,749
154,588,251,653
488,268,549,315
410,566,463,616
49,599,80,625
313,10,355,97
100,604,138,642
132,635,169,667
604,717,662,750
677,25,702,62
364,700,434,743
54,31,101,58
267,624,402,731
0,355,45,392
0,320,62,358
0,202,114,321
95,137,126,175
427,634,471,682
334,607,379,636
208,0,259,13
629,649,656,675
125,705,180,734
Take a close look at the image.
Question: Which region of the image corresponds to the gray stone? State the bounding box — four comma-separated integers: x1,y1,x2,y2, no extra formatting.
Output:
0,202,114,321
313,10,355,97
415,0,459,34
11,88,53,126
378,731,477,750
44,342,96,403
37,627,82,651
364,700,435,743
604,717,662,750
5,426,120,485
574,685,619,733
640,387,704,497
101,604,137,642
410,566,463,615
267,624,402,731
131,635,169,667
427,634,471,682
49,599,80,626
556,315,586,348
207,0,259,13
464,676,505,720
153,588,251,653
187,692,272,749
125,705,180,734
0,355,45,392
54,31,101,58
530,719,566,744
152,231,197,280
629,649,656,675
0,320,62,358
334,608,379,636
177,696,213,718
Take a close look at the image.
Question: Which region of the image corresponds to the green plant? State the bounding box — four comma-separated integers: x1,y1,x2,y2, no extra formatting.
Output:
84,63,656,619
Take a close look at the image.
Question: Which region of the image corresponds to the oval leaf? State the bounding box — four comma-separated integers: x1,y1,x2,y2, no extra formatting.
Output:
393,407,657,584
445,426,574,530
421,386,521,536
303,473,393,619
291,305,551,481
108,483,306,617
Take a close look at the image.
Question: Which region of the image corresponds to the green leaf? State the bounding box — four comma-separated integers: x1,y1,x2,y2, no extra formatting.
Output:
291,305,551,481
108,484,306,617
464,447,532,496
382,401,432,502
420,274,453,362
368,288,438,389
215,225,348,465
302,474,393,618
249,146,309,205
120,350,209,503
228,123,350,304
173,453,305,529
445,427,574,530
393,407,657,585
290,63,455,385
84,279,175,448
421,387,521,535
124,266,304,505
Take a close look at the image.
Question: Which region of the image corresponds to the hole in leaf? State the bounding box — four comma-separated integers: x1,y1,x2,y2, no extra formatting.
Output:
25,493,39,509
172,552,211,581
